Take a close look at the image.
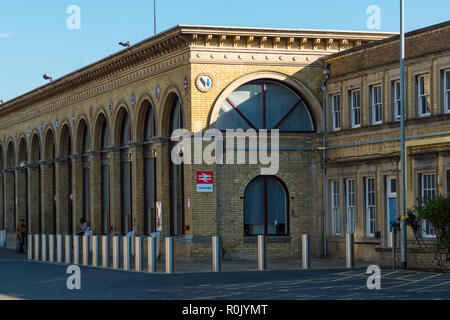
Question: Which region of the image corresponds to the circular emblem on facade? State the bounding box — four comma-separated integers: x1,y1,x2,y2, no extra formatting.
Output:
89,106,93,119
131,94,135,108
183,77,189,91
55,119,59,129
40,123,44,133
155,85,160,100
72,111,75,124
195,74,213,93
69,193,74,201
109,101,113,113
26,128,30,137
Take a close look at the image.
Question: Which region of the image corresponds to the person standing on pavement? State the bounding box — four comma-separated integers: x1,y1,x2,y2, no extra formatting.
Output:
15,219,28,253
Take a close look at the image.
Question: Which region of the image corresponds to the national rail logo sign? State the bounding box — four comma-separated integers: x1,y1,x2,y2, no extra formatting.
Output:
197,171,213,192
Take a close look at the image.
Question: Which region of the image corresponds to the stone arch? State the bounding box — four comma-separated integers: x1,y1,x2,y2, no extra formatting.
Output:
112,104,132,147
30,132,41,164
134,94,157,140
159,85,184,137
74,114,90,155
43,126,56,161
6,139,15,168
17,136,28,166
93,110,110,150
58,122,72,157
208,71,323,132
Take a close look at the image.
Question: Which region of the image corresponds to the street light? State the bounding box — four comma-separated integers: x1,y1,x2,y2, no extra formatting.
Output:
43,74,53,82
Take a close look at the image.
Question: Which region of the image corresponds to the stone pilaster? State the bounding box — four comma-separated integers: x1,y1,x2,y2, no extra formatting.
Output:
15,168,27,226
3,170,15,232
130,142,144,235
27,164,41,233
40,161,55,234
109,148,121,234
71,155,83,234
55,158,69,234
89,151,102,233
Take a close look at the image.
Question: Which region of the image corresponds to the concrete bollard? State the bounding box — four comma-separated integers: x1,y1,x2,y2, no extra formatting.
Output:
135,236,142,272
302,234,311,269
65,235,72,264
165,237,174,274
102,235,109,268
41,234,47,261
27,234,33,260
148,236,157,273
57,234,63,263
258,235,266,271
92,235,98,267
73,235,80,265
346,233,354,268
49,235,55,262
123,236,130,271
82,235,89,266
112,236,119,269
34,234,40,261
212,236,221,272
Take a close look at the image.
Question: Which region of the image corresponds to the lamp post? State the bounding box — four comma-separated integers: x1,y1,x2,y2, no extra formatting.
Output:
400,0,407,270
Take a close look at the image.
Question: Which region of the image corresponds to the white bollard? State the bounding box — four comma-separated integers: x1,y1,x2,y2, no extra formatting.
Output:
112,236,119,269
82,235,89,266
92,235,98,267
73,235,80,265
135,236,142,272
57,234,63,263
123,236,130,270
65,235,72,264
27,234,33,260
212,236,221,272
34,234,40,261
258,235,266,271
148,236,157,273
346,233,354,268
302,234,311,269
48,235,55,262
165,237,174,274
41,234,47,261
102,235,109,268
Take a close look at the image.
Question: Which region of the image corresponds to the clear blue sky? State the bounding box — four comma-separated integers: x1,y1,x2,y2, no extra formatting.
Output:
0,0,448,102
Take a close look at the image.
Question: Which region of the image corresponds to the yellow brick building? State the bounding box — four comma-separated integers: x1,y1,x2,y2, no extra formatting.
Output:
0,22,448,262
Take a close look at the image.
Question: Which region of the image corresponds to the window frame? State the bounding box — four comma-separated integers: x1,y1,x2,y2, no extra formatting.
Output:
350,89,361,128
331,180,340,236
331,94,341,131
420,173,437,239
444,69,450,114
393,80,402,121
365,177,376,237
346,179,356,235
417,75,431,117
371,85,383,125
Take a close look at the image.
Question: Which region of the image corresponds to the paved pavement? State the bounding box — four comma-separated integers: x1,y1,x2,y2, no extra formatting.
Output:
0,249,449,300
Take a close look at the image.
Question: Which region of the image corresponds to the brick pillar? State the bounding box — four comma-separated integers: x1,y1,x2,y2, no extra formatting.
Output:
157,140,171,236
89,151,102,234
0,173,4,230
3,170,15,232
40,161,54,234
109,148,121,234
15,168,27,225
71,155,83,234
28,164,41,233
55,158,69,234
130,143,144,235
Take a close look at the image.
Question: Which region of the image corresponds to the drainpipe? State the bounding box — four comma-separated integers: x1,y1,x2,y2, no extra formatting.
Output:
321,63,331,258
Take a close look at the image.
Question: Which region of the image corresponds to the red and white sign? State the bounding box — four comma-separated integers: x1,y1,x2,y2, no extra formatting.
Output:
197,171,213,192
183,77,189,91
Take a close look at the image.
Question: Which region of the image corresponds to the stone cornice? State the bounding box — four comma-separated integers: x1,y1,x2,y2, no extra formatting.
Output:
0,25,394,119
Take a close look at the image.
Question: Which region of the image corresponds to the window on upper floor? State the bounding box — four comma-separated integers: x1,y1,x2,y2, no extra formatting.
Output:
371,85,383,125
350,90,361,128
331,94,341,131
444,69,450,114
417,75,431,117
393,80,402,121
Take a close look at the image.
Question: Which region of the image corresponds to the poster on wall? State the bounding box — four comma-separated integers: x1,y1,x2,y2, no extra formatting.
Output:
156,202,162,232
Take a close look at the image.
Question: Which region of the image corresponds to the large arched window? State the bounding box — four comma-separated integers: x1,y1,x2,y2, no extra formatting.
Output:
169,97,184,236
213,79,315,131
244,176,288,236
143,104,156,236
120,112,132,234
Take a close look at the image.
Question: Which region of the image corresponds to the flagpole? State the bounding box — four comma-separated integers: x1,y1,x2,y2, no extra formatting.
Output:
400,0,407,270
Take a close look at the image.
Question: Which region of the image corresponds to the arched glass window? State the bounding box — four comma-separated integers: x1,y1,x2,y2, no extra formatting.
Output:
213,79,315,132
81,124,90,223
143,105,156,236
100,119,110,234
169,97,184,235
244,176,288,236
120,112,132,234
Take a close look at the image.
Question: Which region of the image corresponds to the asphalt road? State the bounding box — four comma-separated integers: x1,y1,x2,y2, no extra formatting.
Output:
0,258,449,300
